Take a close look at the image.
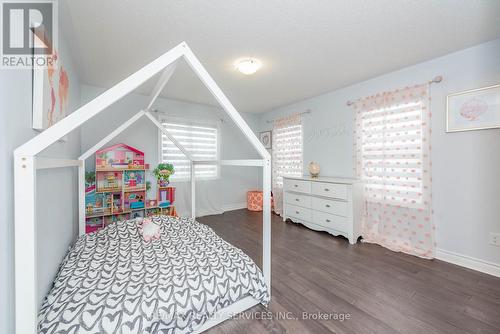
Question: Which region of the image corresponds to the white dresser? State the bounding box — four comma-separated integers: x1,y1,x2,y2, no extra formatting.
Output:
283,176,363,244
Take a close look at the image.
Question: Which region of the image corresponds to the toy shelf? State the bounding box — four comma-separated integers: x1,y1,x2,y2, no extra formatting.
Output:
124,187,147,192
85,143,176,234
96,188,122,193
96,167,149,172
87,204,173,218
123,205,172,214
85,205,177,234
86,212,106,219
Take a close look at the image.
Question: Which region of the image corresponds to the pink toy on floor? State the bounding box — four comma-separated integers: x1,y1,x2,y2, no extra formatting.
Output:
138,218,161,241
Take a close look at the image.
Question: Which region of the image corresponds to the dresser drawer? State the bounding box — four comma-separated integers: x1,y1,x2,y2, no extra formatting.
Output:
311,182,347,200
312,197,348,217
285,192,311,208
284,178,311,194
286,204,311,222
312,210,348,232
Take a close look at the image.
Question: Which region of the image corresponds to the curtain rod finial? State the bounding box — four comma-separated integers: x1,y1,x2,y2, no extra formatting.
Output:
431,76,443,84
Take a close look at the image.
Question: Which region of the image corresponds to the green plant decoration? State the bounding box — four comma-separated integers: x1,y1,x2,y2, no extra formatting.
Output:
85,171,96,185
153,163,175,185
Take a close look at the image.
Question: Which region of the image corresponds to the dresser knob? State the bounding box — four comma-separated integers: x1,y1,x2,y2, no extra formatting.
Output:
295,198,299,201
326,219,331,222
325,204,330,208
324,188,330,191
295,211,300,214
294,184,298,187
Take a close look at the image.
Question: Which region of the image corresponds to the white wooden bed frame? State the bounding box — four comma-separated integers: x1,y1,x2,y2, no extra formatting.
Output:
14,42,272,334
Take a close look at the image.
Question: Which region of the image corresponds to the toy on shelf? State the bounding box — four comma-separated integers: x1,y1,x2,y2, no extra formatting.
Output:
146,181,152,199
102,193,113,215
86,204,94,215
85,217,103,233
146,207,161,217
85,172,96,189
104,213,129,226
162,206,177,217
158,187,175,208
124,170,145,190
97,171,123,192
92,193,104,214
153,163,175,187
85,172,96,215
96,143,145,170
124,191,145,210
112,193,123,213
130,210,144,219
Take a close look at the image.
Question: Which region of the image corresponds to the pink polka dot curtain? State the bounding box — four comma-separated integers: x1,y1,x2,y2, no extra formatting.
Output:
272,114,303,216
353,84,435,258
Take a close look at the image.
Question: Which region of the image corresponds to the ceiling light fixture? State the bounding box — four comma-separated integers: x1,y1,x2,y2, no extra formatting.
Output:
234,58,262,75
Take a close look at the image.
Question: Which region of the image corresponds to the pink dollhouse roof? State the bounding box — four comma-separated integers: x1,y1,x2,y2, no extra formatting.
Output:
96,143,144,156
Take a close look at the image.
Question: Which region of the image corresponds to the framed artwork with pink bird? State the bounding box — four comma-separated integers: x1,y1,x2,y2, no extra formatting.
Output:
32,42,70,137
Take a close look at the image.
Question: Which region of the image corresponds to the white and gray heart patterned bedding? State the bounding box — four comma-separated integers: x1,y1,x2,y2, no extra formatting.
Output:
38,215,269,333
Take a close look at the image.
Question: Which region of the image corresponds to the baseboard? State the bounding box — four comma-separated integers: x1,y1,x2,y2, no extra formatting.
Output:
435,248,500,278
195,209,224,218
187,202,247,218
221,202,247,212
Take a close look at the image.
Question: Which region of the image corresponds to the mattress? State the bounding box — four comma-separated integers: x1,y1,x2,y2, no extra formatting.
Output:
38,215,269,333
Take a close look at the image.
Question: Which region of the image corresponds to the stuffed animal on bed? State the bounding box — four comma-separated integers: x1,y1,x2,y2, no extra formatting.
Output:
138,218,161,241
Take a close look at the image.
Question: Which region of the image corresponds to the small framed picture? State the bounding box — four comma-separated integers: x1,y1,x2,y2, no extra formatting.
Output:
446,84,500,132
259,131,272,149
32,29,70,142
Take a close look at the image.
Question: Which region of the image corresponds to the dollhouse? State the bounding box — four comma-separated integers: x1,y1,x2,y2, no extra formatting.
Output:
85,143,176,233
95,143,145,169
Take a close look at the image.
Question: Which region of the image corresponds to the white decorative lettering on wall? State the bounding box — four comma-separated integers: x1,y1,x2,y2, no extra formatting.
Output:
304,123,346,142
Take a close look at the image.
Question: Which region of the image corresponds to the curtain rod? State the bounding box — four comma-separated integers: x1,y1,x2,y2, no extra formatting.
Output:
346,75,443,106
151,108,225,123
266,110,311,124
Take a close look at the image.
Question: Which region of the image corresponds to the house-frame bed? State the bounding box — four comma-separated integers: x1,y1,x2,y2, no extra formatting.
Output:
14,42,272,334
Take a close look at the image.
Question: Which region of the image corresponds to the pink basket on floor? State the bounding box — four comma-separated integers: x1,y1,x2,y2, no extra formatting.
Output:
247,190,263,211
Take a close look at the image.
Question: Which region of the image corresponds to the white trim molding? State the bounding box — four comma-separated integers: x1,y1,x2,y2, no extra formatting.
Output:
436,248,500,278
180,203,248,218
221,202,247,212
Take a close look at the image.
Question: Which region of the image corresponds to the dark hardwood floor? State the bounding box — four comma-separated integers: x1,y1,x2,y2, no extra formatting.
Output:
197,209,500,334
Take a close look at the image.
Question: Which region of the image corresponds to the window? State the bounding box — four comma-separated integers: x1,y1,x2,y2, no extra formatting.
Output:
159,119,219,181
353,84,434,257
359,101,425,207
273,123,303,187
271,114,303,215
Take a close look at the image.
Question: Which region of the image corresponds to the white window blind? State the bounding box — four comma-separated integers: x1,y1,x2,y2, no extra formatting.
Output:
159,120,218,180
360,101,424,207
273,123,303,187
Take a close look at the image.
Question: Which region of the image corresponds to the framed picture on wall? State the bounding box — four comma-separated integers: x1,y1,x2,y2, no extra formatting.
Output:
259,131,272,149
31,25,70,140
32,60,70,130
446,84,500,132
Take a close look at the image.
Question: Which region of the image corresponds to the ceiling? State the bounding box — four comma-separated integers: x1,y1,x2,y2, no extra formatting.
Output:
62,0,500,113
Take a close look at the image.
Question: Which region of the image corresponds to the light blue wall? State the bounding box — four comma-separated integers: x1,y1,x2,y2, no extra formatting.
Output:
258,38,500,266
0,33,82,333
